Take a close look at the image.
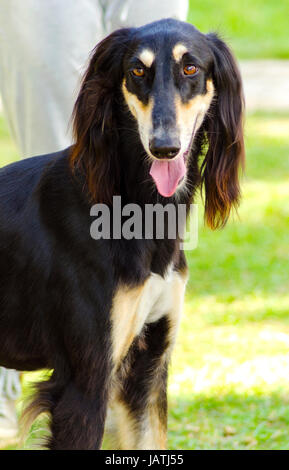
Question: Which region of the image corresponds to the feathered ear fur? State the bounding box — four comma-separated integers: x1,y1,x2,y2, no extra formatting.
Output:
201,33,245,229
70,28,133,204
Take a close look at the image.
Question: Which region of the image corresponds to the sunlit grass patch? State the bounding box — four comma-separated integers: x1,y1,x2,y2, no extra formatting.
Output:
171,335,289,393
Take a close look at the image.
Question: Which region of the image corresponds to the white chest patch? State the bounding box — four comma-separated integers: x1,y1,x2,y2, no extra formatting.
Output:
111,269,187,366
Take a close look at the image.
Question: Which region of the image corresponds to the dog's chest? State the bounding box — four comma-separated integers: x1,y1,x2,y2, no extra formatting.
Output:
110,269,186,366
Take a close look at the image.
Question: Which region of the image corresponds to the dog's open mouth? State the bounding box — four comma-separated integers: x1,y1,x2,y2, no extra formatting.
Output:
149,151,189,198
149,154,186,197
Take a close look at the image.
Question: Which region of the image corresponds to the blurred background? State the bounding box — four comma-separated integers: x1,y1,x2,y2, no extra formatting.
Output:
0,0,289,450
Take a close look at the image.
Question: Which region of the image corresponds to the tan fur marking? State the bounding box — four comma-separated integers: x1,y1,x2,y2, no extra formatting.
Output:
138,48,155,68
108,395,167,450
109,398,167,450
122,78,152,116
122,78,154,156
175,79,214,129
111,269,188,367
174,79,215,158
137,405,167,450
172,43,188,62
111,282,148,365
111,399,137,449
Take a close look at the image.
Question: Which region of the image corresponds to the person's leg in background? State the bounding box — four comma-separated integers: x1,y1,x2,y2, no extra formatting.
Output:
103,0,188,31
0,0,105,158
0,0,188,447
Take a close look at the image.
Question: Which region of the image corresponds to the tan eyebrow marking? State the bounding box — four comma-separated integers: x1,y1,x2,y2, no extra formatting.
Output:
172,43,188,62
138,49,155,68
174,79,215,142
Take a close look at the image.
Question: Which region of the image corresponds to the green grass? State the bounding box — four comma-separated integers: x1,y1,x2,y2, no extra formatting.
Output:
188,0,289,59
1,111,289,449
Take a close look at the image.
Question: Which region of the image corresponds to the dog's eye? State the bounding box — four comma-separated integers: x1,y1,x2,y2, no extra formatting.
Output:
183,65,198,76
132,68,145,77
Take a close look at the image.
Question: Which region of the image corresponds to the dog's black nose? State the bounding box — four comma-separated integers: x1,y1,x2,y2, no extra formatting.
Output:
149,138,181,160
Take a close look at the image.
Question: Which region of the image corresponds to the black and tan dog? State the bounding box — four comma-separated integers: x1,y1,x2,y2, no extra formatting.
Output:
0,19,244,449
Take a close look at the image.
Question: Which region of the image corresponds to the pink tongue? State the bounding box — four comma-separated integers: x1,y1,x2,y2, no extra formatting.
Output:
149,155,186,197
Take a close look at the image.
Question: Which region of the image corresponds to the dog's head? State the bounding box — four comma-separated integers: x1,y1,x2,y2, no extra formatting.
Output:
71,19,244,229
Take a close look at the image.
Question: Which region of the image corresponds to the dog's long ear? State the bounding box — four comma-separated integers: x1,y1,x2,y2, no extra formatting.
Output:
201,33,245,229
70,28,132,204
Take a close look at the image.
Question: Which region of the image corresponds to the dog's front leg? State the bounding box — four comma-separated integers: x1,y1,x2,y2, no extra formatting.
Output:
112,270,187,450
112,316,169,450
32,321,112,450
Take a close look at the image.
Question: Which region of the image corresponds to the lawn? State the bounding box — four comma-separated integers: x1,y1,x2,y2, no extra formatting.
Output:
188,0,289,59
0,110,289,449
